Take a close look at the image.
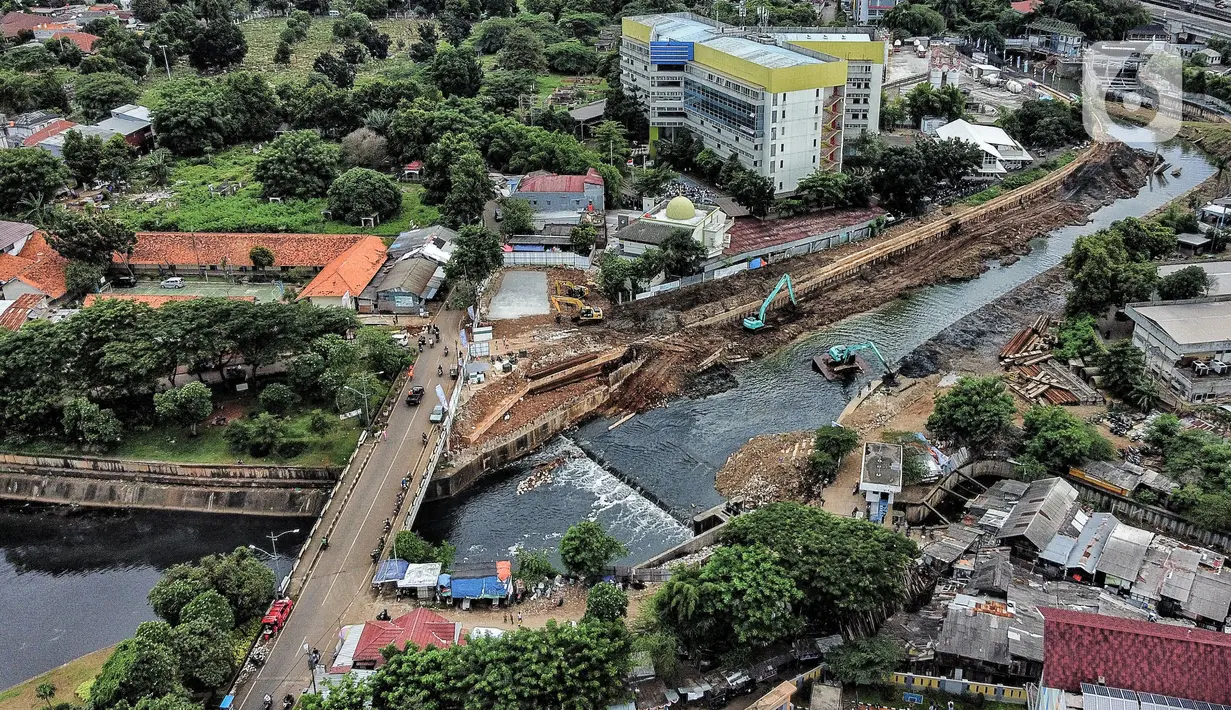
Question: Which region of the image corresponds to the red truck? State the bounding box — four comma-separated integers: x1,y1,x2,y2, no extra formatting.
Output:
261,598,294,640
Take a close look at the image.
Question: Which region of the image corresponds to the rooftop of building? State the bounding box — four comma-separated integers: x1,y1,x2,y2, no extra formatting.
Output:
0,292,44,331
625,13,840,68
861,441,903,488
936,119,1034,162
122,232,369,267
82,293,257,308
0,220,36,251
997,477,1080,550
0,233,68,299
515,168,604,194
724,207,885,257
297,236,387,300
1127,295,1231,348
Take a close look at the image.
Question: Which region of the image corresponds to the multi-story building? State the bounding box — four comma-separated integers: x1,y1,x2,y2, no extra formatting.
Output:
1126,295,1231,404
621,14,885,195
852,0,900,24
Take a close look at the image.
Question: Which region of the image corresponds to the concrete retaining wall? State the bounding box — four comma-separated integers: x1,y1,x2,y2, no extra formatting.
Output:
633,519,728,570
429,386,611,499
0,453,338,515
0,471,329,516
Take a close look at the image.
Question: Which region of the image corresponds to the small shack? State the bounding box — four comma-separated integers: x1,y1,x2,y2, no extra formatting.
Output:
397,562,443,600
441,560,513,608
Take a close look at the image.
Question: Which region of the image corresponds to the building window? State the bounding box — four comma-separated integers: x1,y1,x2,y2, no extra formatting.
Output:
769,162,775,174
815,89,820,97
779,182,783,190
813,139,817,147
773,94,778,106
780,143,784,152
815,106,819,114
772,111,777,123
813,155,817,163
779,160,783,168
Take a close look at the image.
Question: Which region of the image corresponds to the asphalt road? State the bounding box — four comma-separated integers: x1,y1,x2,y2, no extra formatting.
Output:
237,305,466,708
1139,0,1231,37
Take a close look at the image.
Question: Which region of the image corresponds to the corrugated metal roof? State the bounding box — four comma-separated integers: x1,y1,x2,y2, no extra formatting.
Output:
1183,571,1231,621
1098,524,1154,582
997,477,1080,551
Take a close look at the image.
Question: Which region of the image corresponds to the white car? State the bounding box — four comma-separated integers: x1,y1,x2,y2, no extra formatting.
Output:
391,332,410,347
160,277,185,289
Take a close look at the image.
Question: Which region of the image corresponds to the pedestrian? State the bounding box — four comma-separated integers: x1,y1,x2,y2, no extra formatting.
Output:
517,612,522,625
382,429,388,442
503,613,508,624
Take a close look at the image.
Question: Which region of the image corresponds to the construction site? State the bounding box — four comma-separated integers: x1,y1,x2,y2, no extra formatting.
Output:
433,141,1157,501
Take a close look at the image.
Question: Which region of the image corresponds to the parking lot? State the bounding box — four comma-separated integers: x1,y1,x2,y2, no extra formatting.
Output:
126,279,286,303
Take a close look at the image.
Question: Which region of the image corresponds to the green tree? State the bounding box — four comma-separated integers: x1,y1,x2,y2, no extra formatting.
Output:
827,635,905,686
259,382,299,415
327,167,403,224
659,229,705,277
44,209,136,265
179,589,235,631
559,520,627,578
95,25,150,79
62,130,104,186
727,169,776,218
544,40,597,74
514,549,558,584
1021,405,1115,473
219,72,282,143
91,638,180,708
147,576,208,625
441,152,493,228
132,0,169,21
35,683,56,709
172,618,236,689
427,45,482,99
274,41,293,64
99,134,136,186
597,254,633,300
316,51,357,88
584,581,629,623
225,411,289,458
496,28,546,72
353,0,387,18
188,19,248,72
393,530,455,566
409,22,439,61
0,148,66,215
499,198,535,236
154,381,214,435
63,261,102,299
570,222,597,253
255,130,340,199
1157,265,1213,300
480,69,538,113
882,3,946,37
74,71,138,121
151,79,226,156
589,120,629,167
903,83,966,125
630,166,678,199
926,376,1016,452
340,127,389,170
795,169,850,209
444,225,503,282
249,245,276,276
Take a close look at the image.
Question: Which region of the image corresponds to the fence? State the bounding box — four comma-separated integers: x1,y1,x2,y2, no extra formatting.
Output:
502,252,591,268
888,673,1029,704
632,261,748,300
0,452,336,480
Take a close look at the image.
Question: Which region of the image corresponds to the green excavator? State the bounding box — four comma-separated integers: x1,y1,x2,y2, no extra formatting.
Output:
743,274,797,331
826,341,898,384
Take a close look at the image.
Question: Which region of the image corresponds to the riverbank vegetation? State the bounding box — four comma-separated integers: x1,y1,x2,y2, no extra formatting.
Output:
0,296,409,464
0,646,113,710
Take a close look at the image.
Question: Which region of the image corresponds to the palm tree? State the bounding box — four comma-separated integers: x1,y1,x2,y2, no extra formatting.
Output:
35,683,56,709
1129,377,1158,412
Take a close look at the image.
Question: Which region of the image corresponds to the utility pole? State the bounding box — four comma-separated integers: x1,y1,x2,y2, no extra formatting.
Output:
159,44,171,79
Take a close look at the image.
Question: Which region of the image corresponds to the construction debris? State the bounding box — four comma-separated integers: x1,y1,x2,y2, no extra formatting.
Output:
715,431,816,507
999,314,1056,366
1001,316,1105,406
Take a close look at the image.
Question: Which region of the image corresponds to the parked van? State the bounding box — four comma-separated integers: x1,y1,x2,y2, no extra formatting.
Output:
160,277,185,289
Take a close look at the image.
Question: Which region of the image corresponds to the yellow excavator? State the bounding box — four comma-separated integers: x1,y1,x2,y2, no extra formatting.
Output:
550,295,604,324
555,281,593,299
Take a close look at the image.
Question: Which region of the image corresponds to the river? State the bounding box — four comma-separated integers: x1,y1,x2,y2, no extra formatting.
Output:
415,124,1216,563
0,126,1213,689
0,505,310,690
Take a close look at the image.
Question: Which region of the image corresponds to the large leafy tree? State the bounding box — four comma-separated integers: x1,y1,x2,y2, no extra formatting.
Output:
154,381,214,435
189,19,248,72
90,637,181,709
327,167,403,223
73,71,138,121
559,520,627,579
1157,265,1213,300
1064,227,1160,317
584,582,629,623
0,148,66,215
62,130,105,186
61,396,124,449
496,27,546,73
1020,405,1115,473
727,169,776,218
427,45,483,98
926,375,1016,452
827,635,905,686
441,152,493,228
444,225,503,282
219,72,282,142
659,229,706,277
45,209,136,265
255,130,341,199
313,51,356,88
151,78,227,156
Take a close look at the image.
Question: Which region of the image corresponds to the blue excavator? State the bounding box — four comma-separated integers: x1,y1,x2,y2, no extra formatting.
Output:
824,341,898,384
743,274,797,331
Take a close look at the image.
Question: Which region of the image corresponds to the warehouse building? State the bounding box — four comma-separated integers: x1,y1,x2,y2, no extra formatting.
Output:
1126,295,1231,404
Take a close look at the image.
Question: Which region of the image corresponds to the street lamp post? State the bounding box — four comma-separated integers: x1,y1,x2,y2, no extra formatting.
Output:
158,44,171,79
248,528,299,595
303,643,319,695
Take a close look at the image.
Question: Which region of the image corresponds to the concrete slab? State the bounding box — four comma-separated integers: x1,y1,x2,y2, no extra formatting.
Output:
488,271,549,320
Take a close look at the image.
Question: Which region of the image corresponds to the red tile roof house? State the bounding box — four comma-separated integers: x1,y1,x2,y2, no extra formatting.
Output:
1041,607,1231,704
49,31,99,53
0,292,48,331
328,608,463,674
0,233,70,303
118,232,388,310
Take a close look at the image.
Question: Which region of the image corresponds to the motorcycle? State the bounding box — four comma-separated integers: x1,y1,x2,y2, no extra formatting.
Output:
283,695,295,710
421,432,428,445
320,537,329,551
437,364,444,376
263,695,273,710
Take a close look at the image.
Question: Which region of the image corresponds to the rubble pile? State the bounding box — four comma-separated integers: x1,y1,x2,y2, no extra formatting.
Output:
715,431,815,506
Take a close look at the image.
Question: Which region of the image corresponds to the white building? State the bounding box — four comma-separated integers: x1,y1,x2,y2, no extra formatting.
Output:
615,196,732,260
853,0,901,24
1126,295,1231,404
934,118,1034,177
860,441,903,524
621,14,886,195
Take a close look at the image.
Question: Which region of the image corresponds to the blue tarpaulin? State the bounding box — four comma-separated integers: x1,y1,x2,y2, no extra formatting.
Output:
372,559,409,585
449,575,510,600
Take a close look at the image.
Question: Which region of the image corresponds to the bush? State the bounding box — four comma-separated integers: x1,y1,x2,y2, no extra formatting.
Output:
259,383,300,415
327,167,402,224
307,408,335,434
275,438,309,458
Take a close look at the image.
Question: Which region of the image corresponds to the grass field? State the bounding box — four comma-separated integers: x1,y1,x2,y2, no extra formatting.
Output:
115,146,438,236
240,17,427,83
6,393,362,467
0,645,112,710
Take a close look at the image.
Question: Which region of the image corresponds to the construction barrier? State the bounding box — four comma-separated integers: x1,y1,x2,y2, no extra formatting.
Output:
888,673,1028,704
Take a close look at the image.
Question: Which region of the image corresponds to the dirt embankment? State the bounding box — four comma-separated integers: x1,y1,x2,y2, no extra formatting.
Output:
605,144,1152,411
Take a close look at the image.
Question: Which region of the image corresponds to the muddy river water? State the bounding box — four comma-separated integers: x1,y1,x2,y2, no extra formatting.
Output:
0,125,1215,689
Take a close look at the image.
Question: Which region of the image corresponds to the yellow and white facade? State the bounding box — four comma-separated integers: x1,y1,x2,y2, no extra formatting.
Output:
621,13,886,195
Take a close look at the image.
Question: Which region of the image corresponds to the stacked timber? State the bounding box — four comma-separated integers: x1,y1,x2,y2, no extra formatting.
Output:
999,315,1056,366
